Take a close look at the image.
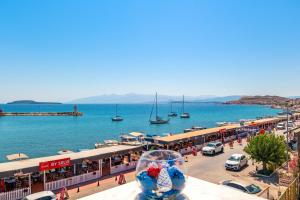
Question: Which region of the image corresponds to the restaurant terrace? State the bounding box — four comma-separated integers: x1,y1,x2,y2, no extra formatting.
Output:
0,145,143,200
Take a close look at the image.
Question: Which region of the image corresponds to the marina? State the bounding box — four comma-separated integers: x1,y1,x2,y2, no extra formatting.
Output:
0,103,282,162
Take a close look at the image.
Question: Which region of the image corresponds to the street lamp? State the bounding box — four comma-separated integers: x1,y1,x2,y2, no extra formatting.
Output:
285,101,290,171
285,100,294,171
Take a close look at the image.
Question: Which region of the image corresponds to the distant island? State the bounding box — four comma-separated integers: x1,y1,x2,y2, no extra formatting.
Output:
7,100,62,105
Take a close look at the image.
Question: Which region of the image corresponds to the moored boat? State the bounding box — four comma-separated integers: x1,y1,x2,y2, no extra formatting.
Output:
149,92,169,124
180,95,190,118
191,126,206,130
216,122,235,127
103,140,119,146
184,128,193,133
168,102,177,117
120,135,142,146
112,104,123,121
58,150,74,155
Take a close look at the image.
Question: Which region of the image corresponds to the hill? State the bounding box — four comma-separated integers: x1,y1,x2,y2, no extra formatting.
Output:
226,96,300,111
227,96,290,105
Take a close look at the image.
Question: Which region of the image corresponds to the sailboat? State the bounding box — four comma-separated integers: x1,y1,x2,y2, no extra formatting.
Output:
180,95,190,118
149,93,170,124
112,104,123,122
168,102,177,117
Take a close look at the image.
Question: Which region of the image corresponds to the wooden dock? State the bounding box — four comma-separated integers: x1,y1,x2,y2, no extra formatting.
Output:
0,112,83,116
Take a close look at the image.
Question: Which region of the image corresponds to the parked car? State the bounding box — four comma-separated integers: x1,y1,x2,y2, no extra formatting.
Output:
288,139,297,151
287,121,294,128
276,122,286,130
202,141,224,155
22,191,56,200
221,180,261,194
225,154,248,171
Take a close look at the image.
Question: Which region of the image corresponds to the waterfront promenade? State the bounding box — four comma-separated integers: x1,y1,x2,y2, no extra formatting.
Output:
1,115,299,200
65,141,273,199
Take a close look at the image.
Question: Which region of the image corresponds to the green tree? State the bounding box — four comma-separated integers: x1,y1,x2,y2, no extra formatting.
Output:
244,134,287,172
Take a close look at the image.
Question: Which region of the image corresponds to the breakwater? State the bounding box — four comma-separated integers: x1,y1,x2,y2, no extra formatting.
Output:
0,112,82,116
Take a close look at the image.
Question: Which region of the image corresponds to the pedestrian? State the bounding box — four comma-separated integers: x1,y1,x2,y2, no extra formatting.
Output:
192,147,197,156
118,173,126,185
59,187,65,200
64,187,69,199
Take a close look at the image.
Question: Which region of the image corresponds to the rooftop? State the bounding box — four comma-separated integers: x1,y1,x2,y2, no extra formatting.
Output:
155,117,285,144
0,145,142,177
155,124,240,144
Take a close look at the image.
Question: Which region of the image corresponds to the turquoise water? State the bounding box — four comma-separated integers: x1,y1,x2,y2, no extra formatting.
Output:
0,103,280,162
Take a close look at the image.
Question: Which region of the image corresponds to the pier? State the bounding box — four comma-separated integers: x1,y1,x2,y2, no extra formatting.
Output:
0,105,83,116
0,112,82,116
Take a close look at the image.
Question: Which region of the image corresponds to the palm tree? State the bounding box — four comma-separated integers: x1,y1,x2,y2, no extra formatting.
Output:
244,134,287,173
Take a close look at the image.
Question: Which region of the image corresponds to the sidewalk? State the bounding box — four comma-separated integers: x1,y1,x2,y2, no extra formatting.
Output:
65,171,136,199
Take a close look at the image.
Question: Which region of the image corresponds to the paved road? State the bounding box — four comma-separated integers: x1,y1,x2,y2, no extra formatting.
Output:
186,142,248,184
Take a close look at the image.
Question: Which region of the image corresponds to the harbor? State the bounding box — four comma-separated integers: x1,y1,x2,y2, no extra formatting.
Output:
0,103,281,162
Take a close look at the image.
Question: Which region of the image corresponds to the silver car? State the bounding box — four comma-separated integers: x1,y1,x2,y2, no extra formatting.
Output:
221,180,261,194
225,154,248,171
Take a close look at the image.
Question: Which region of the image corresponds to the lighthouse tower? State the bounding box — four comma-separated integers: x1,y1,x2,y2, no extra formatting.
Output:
73,105,78,113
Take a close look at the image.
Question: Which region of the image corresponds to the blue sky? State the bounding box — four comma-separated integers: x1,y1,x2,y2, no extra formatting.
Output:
0,0,299,102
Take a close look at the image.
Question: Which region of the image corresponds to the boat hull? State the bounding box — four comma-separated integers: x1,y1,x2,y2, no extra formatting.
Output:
180,114,190,118
168,112,177,117
112,117,123,122
149,119,169,124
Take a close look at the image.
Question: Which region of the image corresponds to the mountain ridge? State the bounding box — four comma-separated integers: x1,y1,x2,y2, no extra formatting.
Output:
70,93,241,104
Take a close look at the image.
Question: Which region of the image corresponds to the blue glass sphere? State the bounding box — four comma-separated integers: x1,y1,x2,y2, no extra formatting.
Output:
136,150,187,199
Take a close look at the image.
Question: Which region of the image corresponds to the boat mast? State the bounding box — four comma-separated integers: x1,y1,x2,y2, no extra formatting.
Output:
182,95,185,113
155,92,158,119
115,104,118,117
170,101,173,112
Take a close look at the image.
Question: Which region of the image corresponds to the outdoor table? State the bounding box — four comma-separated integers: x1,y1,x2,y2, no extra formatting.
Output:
31,174,40,178
79,177,265,200
5,178,15,184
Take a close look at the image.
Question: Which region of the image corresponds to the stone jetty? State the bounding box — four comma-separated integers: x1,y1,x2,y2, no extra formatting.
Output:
0,111,82,116
0,105,82,116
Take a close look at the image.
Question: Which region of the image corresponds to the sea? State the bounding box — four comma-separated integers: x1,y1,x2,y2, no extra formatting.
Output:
0,103,280,163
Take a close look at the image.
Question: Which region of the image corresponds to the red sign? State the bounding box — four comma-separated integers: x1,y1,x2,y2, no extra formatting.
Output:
219,128,227,134
39,158,71,171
